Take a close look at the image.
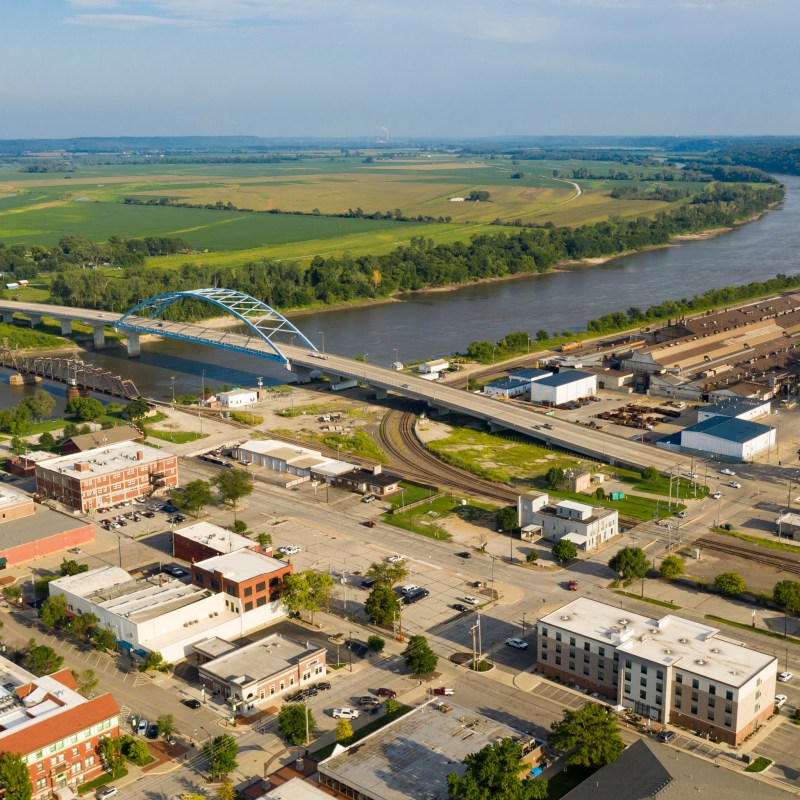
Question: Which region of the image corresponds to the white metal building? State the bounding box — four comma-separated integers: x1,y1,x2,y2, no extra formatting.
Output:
529,370,597,405
661,416,776,462
218,389,258,408
482,377,531,399
696,398,771,423
418,359,449,374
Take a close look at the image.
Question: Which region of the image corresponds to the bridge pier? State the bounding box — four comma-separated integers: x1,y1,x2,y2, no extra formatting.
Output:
92,325,107,350
125,332,141,358
488,420,507,433
2,312,14,325
290,365,316,384
373,387,388,401
59,318,72,336
28,315,42,328
427,403,450,416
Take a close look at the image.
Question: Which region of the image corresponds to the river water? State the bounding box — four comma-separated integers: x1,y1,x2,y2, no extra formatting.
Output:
3,175,800,403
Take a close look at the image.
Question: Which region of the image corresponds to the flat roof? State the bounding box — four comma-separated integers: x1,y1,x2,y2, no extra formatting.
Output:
239,440,318,458
319,701,534,800
535,369,596,387
484,377,530,391
199,634,324,686
219,389,257,397
264,778,332,800
683,415,774,444
193,637,238,660
700,398,769,417
50,565,132,598
0,505,89,552
509,368,550,381
311,459,358,477
0,485,32,510
195,549,287,582
540,598,775,687
36,441,172,480
175,521,254,554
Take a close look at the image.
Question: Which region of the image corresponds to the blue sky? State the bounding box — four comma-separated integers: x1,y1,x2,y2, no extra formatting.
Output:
2,0,799,138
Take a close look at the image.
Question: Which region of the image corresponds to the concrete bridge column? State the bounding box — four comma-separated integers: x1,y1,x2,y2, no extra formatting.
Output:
125,332,141,358
427,403,450,416
28,315,42,328
59,318,72,335
2,312,14,324
373,387,388,400
291,365,315,384
488,420,507,433
92,324,107,350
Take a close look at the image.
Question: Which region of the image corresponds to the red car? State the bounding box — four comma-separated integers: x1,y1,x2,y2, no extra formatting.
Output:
433,687,454,696
376,688,397,698
568,580,578,591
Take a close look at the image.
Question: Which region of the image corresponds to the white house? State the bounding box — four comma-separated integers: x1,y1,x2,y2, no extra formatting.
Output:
218,389,258,408
529,370,596,405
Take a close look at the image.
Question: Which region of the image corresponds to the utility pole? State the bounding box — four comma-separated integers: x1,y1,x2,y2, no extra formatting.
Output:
470,623,477,672
349,630,353,672
477,612,482,662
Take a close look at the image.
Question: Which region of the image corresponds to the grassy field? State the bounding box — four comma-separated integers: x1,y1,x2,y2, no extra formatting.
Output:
0,154,695,270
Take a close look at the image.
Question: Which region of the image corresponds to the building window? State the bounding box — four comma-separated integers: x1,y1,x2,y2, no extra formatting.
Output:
756,690,761,700
37,763,44,773
613,652,619,662
726,690,733,701
708,698,715,708
598,658,605,669
676,673,683,684
569,649,575,659
707,710,715,721
583,667,590,676
569,662,575,671
85,743,91,751
598,673,605,682
584,642,590,651
583,653,590,663
724,716,732,727
725,703,732,714
655,695,662,706
691,705,698,715
624,671,631,682
625,659,632,669
541,638,548,649
675,699,681,709
541,652,548,661
691,691,698,702
72,748,79,757
656,669,664,680
569,637,576,646
244,586,253,597
640,677,647,687
256,581,266,593
625,684,631,694
639,690,646,700
257,597,266,607
709,685,716,695
36,779,47,791
555,644,562,653
555,656,561,666
692,679,699,689
541,627,548,637
210,579,219,591
640,664,647,674
556,632,562,642
194,572,204,586
599,647,605,657
244,602,253,612
71,763,81,776
656,682,663,693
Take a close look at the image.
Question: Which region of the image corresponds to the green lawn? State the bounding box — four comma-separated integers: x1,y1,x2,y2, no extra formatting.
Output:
384,495,458,540
548,488,682,521
388,481,440,509
616,467,708,500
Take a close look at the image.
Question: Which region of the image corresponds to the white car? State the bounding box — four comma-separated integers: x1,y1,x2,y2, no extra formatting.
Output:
720,468,736,476
778,671,793,682
775,694,788,708
710,492,722,500
462,595,480,605
676,510,687,519
278,546,302,556
332,708,359,720
505,637,528,650
728,481,742,489
387,555,406,564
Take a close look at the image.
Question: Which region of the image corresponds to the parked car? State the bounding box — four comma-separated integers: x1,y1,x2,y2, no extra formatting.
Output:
147,723,158,740
358,696,380,707
68,547,83,554
719,468,736,476
657,730,677,743
676,510,687,519
332,708,359,719
462,595,480,605
278,545,302,556
96,787,118,799
170,567,185,577
728,481,742,489
451,603,470,613
376,688,397,698
778,671,793,682
361,495,375,503
361,520,377,528
455,551,471,559
710,492,722,500
183,699,201,709
313,682,332,691
505,638,528,650
403,588,429,605
387,554,405,564
567,580,578,591
433,687,454,696
136,718,148,735
775,694,788,708
543,423,554,430
361,576,378,589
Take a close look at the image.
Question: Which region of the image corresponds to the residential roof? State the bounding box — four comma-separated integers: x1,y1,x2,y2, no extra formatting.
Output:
683,415,774,444
699,398,769,418
535,369,596,387
319,701,536,800
198,634,324,687
174,521,255,554
0,505,90,552
539,598,775,688
195,549,287,582
561,738,794,800
61,424,143,452
35,441,173,480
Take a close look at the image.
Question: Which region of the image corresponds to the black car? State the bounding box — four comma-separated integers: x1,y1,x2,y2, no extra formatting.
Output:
403,588,430,605
161,505,177,513
455,551,471,559
183,698,201,709
657,730,677,743
147,723,158,739
451,603,470,613
313,682,331,691
142,511,155,518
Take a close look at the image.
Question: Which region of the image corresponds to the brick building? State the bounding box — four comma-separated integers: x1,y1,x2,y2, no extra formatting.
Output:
35,441,178,512
173,521,268,564
191,549,293,613
0,657,119,800
59,424,144,455
536,598,777,745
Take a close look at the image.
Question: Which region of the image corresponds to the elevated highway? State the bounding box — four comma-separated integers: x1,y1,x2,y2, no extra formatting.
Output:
0,297,690,473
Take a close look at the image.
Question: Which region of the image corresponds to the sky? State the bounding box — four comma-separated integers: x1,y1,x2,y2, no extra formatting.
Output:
2,0,799,139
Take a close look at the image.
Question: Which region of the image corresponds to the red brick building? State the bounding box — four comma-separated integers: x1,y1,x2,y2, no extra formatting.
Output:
0,661,119,800
35,441,178,512
191,549,293,613
173,521,267,564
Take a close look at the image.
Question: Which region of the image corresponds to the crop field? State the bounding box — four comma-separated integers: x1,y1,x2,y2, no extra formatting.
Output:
0,153,699,267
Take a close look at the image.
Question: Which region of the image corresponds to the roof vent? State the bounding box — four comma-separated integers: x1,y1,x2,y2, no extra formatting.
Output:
664,649,672,655
618,619,629,626
650,628,659,634
679,638,688,644
710,647,719,653
695,659,706,666
561,615,571,621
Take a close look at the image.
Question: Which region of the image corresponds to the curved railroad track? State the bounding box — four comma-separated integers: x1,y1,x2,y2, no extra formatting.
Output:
695,535,800,578
378,409,520,505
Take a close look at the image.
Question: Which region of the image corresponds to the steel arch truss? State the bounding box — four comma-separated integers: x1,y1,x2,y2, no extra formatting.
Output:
116,288,316,363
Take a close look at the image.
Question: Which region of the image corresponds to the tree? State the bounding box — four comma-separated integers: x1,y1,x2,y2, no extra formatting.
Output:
277,704,315,746
123,397,150,420
367,635,385,653
774,580,800,614
281,571,334,623
549,703,625,768
545,467,565,489
536,329,549,341
202,734,239,779
526,551,539,564
93,627,116,652
23,390,55,423
139,651,171,673
61,421,79,440
335,718,353,743
122,737,150,765
171,479,214,518
37,431,56,452
552,539,577,564
608,547,648,580
364,584,401,625
365,559,409,588
60,558,89,576
0,753,32,800
496,506,518,533
640,466,659,482
231,519,248,534
212,468,253,520
447,738,548,800
402,635,437,676
23,641,64,676
66,396,104,421
256,532,272,551
594,487,605,500
714,572,746,596
157,714,175,738
659,555,685,580
99,737,125,775
39,594,68,628
385,698,401,717
281,573,312,618
72,668,98,697
217,782,236,800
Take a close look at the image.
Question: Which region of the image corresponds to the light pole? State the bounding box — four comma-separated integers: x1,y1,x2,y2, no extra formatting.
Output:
318,331,325,353
170,376,175,404
393,348,399,364
199,369,205,434
521,612,526,638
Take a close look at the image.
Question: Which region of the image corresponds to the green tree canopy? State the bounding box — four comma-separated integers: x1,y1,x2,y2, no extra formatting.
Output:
496,506,518,533
99,737,125,776
552,539,577,564
276,704,315,746
23,641,64,676
212,468,254,520
402,635,437,675
0,752,32,800
640,466,659,482
608,547,649,580
281,571,334,623
335,718,353,743
157,714,175,737
364,585,401,625
365,559,409,588
37,431,57,452
545,467,565,489
447,738,548,800
23,390,56,423
123,397,150,420
774,580,800,612
66,396,104,421
72,668,99,697
171,479,214,517
549,703,625,768
202,734,239,779
659,555,685,580
714,572,746,596
138,651,171,673
40,594,68,628
60,558,89,577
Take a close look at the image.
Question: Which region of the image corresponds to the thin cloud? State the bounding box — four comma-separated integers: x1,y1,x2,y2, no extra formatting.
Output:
61,13,191,27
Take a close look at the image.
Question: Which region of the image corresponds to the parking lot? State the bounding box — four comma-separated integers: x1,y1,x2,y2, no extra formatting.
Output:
753,721,800,783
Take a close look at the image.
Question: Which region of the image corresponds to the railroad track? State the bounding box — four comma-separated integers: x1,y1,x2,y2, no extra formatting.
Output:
695,535,800,578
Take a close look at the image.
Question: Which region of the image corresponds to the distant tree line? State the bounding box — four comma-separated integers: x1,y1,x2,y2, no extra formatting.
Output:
711,143,800,177
609,185,690,202
47,182,783,313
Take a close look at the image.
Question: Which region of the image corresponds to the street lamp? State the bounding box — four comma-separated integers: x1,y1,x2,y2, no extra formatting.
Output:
521,612,526,637
393,348,399,364
170,376,175,404
318,331,325,353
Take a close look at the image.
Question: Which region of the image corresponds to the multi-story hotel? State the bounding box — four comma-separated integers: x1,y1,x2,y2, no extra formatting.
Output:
537,598,777,745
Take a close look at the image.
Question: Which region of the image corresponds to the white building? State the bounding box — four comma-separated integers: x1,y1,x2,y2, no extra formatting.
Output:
418,359,449,375
482,377,531,399
518,491,618,550
657,416,776,462
537,597,777,745
218,389,258,408
696,398,771,423
529,370,597,405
